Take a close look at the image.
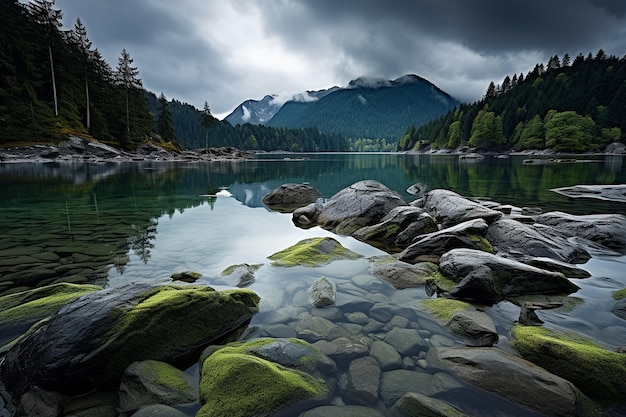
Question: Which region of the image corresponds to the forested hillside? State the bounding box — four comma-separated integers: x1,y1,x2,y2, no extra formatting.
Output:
0,0,156,148
0,0,346,152
145,93,347,152
398,52,626,152
266,75,459,140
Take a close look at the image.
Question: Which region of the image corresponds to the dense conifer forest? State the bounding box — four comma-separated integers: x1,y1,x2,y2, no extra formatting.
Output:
0,0,347,151
398,52,626,152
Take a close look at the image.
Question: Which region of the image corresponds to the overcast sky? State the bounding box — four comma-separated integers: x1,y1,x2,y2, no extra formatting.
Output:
52,0,626,119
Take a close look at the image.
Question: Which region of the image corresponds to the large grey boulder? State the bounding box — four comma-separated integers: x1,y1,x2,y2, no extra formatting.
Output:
294,180,407,234
342,355,381,405
263,183,322,213
533,211,626,250
413,189,502,227
439,249,579,298
369,257,438,289
427,347,580,417
486,218,591,264
352,206,438,252
445,309,498,347
399,219,490,263
0,284,259,398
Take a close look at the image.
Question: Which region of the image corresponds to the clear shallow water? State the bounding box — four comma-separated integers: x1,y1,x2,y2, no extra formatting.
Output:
1,153,625,416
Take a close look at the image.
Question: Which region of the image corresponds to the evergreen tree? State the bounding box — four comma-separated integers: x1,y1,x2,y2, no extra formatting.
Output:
69,17,92,129
28,0,62,117
156,92,176,143
114,48,142,145
200,101,217,149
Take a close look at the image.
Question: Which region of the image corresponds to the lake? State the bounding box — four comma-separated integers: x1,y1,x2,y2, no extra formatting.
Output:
1,153,625,416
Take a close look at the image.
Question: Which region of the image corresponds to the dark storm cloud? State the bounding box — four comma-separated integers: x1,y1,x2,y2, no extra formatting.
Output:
50,0,626,117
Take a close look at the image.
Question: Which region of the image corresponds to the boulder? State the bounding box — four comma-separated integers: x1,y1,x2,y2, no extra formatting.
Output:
613,298,626,320
439,249,580,298
369,257,438,289
342,355,381,405
533,211,626,249
263,183,322,213
220,263,262,287
15,386,66,417
198,339,329,417
427,347,580,417
117,360,196,412
308,277,336,307
446,309,498,347
399,218,491,263
413,189,502,227
447,265,500,303
0,282,102,328
170,270,202,283
511,325,626,401
0,284,260,397
370,341,403,371
268,237,361,267
486,218,591,263
499,254,591,279
352,206,437,252
421,299,498,347
379,369,432,407
389,391,470,417
550,184,626,203
294,180,407,234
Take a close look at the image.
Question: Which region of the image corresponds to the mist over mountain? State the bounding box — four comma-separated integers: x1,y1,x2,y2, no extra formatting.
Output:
224,87,340,126
261,74,459,139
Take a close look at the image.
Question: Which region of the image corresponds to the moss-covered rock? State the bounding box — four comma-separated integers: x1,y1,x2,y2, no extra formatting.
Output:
511,325,626,401
613,288,626,300
0,282,102,327
421,298,472,321
268,237,361,267
0,284,260,397
198,338,329,417
421,298,498,347
170,271,202,283
118,359,197,412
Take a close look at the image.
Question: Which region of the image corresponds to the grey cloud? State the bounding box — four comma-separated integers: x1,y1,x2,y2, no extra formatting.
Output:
53,0,626,117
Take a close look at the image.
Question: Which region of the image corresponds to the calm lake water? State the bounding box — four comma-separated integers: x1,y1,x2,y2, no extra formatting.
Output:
1,153,625,416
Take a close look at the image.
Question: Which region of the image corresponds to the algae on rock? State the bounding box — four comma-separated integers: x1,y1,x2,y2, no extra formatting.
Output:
511,325,626,402
198,338,330,417
268,237,361,267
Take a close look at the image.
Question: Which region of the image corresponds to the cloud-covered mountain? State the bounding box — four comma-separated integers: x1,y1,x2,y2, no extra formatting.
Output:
264,74,459,139
224,87,340,126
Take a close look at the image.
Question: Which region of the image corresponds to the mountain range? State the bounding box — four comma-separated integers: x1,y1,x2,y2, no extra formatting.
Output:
225,75,459,140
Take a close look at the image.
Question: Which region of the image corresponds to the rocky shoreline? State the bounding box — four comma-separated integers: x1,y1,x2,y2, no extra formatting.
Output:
1,179,625,416
0,136,254,164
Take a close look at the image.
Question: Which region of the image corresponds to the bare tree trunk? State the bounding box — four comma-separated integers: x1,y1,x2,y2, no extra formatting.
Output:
125,90,130,133
49,45,58,116
85,74,90,130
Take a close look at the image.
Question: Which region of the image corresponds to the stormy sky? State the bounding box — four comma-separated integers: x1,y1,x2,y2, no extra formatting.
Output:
52,0,626,119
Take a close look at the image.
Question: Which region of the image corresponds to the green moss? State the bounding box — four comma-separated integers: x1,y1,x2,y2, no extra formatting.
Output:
137,360,193,394
431,271,459,292
102,285,260,386
421,298,472,321
511,325,626,401
612,288,626,300
268,237,361,267
221,263,262,276
0,283,102,326
199,343,328,417
467,234,494,253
